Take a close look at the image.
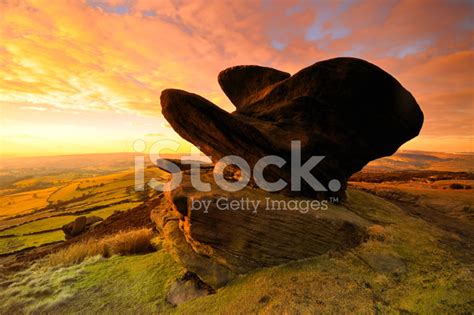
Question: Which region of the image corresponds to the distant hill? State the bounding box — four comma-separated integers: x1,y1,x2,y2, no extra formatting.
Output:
0,153,137,171
2,150,472,174
0,152,187,171
363,150,474,172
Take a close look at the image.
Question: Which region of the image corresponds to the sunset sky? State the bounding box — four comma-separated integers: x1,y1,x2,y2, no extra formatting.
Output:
1,0,473,157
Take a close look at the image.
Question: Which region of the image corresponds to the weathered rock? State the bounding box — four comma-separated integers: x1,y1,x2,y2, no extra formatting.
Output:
70,216,86,237
62,215,103,239
161,57,423,199
152,169,371,288
152,192,236,289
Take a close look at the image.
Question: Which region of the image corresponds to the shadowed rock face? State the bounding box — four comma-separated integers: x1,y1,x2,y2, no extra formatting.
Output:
161,57,423,199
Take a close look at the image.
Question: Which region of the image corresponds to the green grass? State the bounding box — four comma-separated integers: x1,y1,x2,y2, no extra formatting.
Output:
0,167,161,255
0,256,105,313
65,195,132,212
175,255,374,314
0,251,185,314
89,201,143,219
0,230,65,255
65,251,184,313
0,216,76,236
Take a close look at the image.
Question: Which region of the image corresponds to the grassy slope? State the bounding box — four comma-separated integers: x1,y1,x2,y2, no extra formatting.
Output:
175,190,473,314
2,189,472,313
0,251,185,314
64,251,185,313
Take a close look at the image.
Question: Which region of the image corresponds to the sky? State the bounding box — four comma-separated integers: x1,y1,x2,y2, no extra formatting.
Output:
0,0,473,157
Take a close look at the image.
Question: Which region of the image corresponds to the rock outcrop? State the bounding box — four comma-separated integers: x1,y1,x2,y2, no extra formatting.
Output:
161,57,423,199
155,57,424,289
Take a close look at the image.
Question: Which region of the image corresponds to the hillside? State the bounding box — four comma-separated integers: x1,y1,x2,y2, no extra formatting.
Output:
0,187,472,313
0,152,472,313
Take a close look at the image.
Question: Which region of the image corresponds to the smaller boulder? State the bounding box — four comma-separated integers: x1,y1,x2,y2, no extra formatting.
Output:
70,216,86,237
62,215,103,239
166,272,212,306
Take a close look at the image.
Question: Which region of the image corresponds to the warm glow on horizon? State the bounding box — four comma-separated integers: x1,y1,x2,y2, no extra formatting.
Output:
1,0,473,158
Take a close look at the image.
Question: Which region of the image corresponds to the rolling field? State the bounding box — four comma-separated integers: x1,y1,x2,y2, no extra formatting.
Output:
0,216,77,237
0,231,65,255
0,165,168,255
349,176,474,221
0,187,57,219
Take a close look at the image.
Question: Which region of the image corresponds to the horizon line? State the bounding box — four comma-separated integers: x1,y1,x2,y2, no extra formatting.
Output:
2,149,474,160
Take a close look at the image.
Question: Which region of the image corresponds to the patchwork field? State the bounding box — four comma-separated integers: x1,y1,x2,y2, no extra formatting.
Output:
0,164,168,255
0,187,57,218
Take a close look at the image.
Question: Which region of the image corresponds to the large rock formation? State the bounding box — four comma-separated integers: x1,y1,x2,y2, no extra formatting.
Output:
161,57,423,199
155,57,424,289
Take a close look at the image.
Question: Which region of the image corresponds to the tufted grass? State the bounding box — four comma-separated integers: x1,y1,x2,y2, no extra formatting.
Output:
47,228,154,267
0,251,185,314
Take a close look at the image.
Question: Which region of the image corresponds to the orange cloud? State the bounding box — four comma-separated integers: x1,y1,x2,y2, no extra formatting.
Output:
0,0,472,155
